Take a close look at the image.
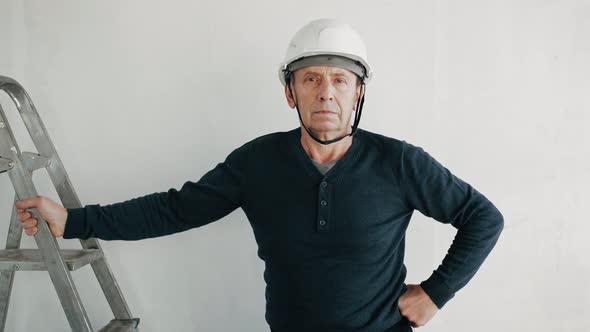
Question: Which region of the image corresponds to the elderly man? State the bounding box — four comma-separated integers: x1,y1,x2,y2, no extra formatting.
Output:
16,19,504,332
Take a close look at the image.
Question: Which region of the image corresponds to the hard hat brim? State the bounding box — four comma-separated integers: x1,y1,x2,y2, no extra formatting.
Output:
278,50,373,86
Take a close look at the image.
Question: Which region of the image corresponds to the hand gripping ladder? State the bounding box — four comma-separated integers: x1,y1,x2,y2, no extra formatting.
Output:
0,76,139,332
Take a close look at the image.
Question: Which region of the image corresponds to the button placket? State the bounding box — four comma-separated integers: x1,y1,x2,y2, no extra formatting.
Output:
317,179,331,232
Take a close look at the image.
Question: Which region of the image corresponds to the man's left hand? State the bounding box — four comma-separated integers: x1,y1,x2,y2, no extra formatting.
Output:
398,284,439,328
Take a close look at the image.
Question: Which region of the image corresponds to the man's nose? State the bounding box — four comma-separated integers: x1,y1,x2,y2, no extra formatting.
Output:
318,80,335,101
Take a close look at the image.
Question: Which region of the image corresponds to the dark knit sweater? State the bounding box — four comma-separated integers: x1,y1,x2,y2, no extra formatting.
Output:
64,127,504,332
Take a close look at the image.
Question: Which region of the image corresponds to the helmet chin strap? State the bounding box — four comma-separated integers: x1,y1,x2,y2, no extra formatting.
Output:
285,72,366,146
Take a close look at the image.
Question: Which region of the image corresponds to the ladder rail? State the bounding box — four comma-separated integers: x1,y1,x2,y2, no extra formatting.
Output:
0,103,93,331
0,194,22,331
0,104,26,329
0,76,81,208
0,76,137,330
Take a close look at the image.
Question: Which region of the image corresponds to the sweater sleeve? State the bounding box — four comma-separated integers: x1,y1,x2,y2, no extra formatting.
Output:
400,141,504,309
63,142,249,240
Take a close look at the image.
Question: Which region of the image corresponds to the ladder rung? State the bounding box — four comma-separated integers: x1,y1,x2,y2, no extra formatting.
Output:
97,318,140,332
0,249,103,271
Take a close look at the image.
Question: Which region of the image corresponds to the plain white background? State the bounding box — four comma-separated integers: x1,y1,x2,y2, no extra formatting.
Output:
0,1,588,331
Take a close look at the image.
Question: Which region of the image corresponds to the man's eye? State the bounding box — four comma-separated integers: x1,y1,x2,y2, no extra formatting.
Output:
336,79,346,84
306,77,316,82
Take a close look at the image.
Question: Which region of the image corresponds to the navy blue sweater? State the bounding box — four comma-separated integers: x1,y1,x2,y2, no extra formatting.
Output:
64,127,504,332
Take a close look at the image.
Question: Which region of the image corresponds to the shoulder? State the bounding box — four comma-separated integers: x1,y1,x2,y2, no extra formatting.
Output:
244,129,294,147
358,128,403,145
238,129,295,155
394,139,448,177
357,128,441,173
226,128,295,160
359,129,430,155
357,128,406,157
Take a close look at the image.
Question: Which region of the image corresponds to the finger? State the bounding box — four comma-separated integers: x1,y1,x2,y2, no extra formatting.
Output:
19,212,34,222
17,212,31,221
21,218,38,229
21,219,36,229
15,197,41,211
25,226,38,236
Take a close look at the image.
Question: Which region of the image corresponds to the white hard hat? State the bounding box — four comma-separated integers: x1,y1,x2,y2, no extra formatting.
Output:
278,18,373,86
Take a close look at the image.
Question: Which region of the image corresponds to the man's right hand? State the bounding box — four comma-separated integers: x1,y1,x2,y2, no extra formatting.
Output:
15,196,67,237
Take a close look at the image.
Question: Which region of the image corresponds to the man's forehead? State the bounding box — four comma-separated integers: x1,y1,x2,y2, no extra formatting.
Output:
297,65,356,77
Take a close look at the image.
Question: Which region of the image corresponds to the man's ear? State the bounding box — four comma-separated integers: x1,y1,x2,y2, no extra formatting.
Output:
285,82,296,109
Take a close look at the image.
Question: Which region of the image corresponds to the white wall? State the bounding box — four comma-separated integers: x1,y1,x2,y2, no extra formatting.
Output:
0,0,588,331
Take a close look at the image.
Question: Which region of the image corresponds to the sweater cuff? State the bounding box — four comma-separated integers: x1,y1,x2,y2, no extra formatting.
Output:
63,207,87,239
420,273,455,309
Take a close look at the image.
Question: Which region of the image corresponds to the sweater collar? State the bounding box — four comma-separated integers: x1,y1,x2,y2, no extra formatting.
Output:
286,127,363,181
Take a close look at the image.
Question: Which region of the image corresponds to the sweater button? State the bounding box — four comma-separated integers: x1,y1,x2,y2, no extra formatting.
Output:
320,181,328,188
319,220,327,226
320,200,327,206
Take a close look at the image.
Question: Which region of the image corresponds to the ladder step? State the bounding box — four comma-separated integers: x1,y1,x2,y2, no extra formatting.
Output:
97,318,140,332
0,249,103,271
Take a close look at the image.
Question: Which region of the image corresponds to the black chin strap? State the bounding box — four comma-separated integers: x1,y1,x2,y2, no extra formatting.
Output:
285,71,366,146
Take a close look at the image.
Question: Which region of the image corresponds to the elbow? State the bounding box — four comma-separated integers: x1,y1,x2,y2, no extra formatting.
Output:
493,207,505,237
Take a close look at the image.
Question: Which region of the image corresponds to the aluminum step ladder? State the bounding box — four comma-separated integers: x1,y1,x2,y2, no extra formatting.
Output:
0,75,140,332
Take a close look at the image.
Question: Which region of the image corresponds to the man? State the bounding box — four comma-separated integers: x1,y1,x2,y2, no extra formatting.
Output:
15,19,504,332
